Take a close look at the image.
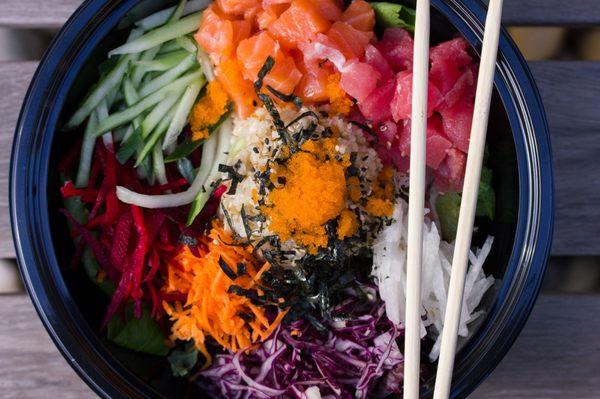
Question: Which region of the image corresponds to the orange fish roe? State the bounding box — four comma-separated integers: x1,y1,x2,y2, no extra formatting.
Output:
326,73,353,115
162,223,286,367
189,80,229,141
337,209,359,239
263,138,348,254
365,166,395,217
347,175,362,202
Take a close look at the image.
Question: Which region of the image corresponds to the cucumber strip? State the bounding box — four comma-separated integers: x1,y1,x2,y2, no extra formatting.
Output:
133,50,189,72
197,48,215,82
117,126,143,164
157,40,181,55
75,112,99,187
153,145,169,185
162,79,204,149
110,12,203,57
94,70,202,137
65,53,136,129
116,118,230,208
176,35,197,53
168,0,187,24
141,91,182,139
138,54,197,98
176,157,195,183
136,104,179,166
96,99,114,148
135,0,207,31
131,45,163,87
186,124,232,225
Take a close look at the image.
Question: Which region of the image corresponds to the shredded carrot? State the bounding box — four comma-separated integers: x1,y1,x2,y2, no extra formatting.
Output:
163,222,286,368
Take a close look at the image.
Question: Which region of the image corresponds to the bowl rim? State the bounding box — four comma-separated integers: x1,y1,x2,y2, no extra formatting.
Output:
10,0,554,398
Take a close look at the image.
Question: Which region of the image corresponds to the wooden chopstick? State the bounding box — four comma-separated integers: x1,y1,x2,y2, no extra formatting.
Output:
404,0,430,398
432,1,504,398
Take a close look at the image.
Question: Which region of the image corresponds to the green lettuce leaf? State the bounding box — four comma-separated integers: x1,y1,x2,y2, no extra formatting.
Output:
107,306,169,356
370,2,416,31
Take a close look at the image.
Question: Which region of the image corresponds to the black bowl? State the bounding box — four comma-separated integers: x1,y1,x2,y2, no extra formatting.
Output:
10,0,553,397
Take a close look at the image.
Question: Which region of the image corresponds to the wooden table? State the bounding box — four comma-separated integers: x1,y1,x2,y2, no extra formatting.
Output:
1,1,599,398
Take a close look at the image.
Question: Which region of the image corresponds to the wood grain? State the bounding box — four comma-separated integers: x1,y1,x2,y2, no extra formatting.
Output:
1,0,600,28
529,61,600,256
0,62,38,259
473,295,600,398
0,294,597,398
0,295,94,398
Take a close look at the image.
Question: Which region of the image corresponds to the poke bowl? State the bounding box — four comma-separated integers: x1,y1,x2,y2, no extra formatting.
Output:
10,0,553,398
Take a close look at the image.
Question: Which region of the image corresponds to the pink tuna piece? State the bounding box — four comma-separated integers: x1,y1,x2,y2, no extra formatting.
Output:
440,65,476,109
440,97,474,153
359,79,395,123
435,148,467,192
391,71,443,122
340,60,381,103
364,44,394,82
376,28,414,72
394,116,452,169
430,37,472,95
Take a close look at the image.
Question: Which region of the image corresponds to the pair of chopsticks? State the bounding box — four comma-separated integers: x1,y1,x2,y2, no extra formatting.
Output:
403,1,504,398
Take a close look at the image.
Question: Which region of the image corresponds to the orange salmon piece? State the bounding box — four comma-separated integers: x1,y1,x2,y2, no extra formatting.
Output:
294,53,333,102
268,0,331,48
327,21,373,59
236,31,282,81
341,0,375,32
232,19,252,46
257,3,290,30
216,0,261,16
264,56,302,95
217,58,259,118
195,5,234,64
308,0,343,21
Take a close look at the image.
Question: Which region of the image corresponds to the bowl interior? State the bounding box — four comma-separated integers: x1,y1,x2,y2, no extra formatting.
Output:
45,0,518,397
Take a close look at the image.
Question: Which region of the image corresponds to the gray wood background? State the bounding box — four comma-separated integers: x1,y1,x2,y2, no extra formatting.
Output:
0,1,599,398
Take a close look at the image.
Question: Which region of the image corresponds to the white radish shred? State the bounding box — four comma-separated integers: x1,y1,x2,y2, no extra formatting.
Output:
116,118,231,208
372,198,495,361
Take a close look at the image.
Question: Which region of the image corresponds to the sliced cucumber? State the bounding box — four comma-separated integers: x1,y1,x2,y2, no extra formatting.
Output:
135,0,208,31
141,91,182,139
75,112,99,187
136,103,179,166
138,54,197,98
110,12,203,57
162,80,204,149
94,70,202,137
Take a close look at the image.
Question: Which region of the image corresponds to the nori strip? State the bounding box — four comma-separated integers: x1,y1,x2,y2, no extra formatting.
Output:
350,121,378,142
218,256,237,280
266,85,303,108
254,56,275,92
240,205,253,240
285,111,320,129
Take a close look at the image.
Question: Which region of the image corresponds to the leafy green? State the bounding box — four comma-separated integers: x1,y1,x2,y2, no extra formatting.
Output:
436,192,461,242
168,341,199,377
107,306,169,356
476,166,496,219
81,248,115,296
370,2,416,31
435,167,496,241
164,137,204,163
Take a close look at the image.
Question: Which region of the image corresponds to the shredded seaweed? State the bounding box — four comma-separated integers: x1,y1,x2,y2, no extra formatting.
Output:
218,164,244,195
240,205,253,240
350,121,378,142
254,56,275,92
218,256,238,281
266,85,303,108
285,111,320,129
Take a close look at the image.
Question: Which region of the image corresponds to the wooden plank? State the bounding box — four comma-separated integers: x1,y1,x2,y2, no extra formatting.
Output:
0,294,597,397
0,61,599,257
0,0,80,29
1,0,600,28
529,61,600,256
0,294,94,398
0,62,37,259
503,0,600,26
473,295,600,398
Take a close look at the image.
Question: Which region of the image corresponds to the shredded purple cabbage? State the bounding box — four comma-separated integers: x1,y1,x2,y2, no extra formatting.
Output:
199,300,404,398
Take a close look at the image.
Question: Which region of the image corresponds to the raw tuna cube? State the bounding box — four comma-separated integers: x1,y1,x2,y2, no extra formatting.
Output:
340,60,381,103
364,44,394,83
430,37,472,95
391,71,443,122
394,116,452,169
441,65,476,109
375,28,414,72
440,98,474,153
359,80,395,123
435,148,466,192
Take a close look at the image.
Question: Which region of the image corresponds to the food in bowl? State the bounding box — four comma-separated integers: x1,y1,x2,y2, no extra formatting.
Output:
59,0,498,397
